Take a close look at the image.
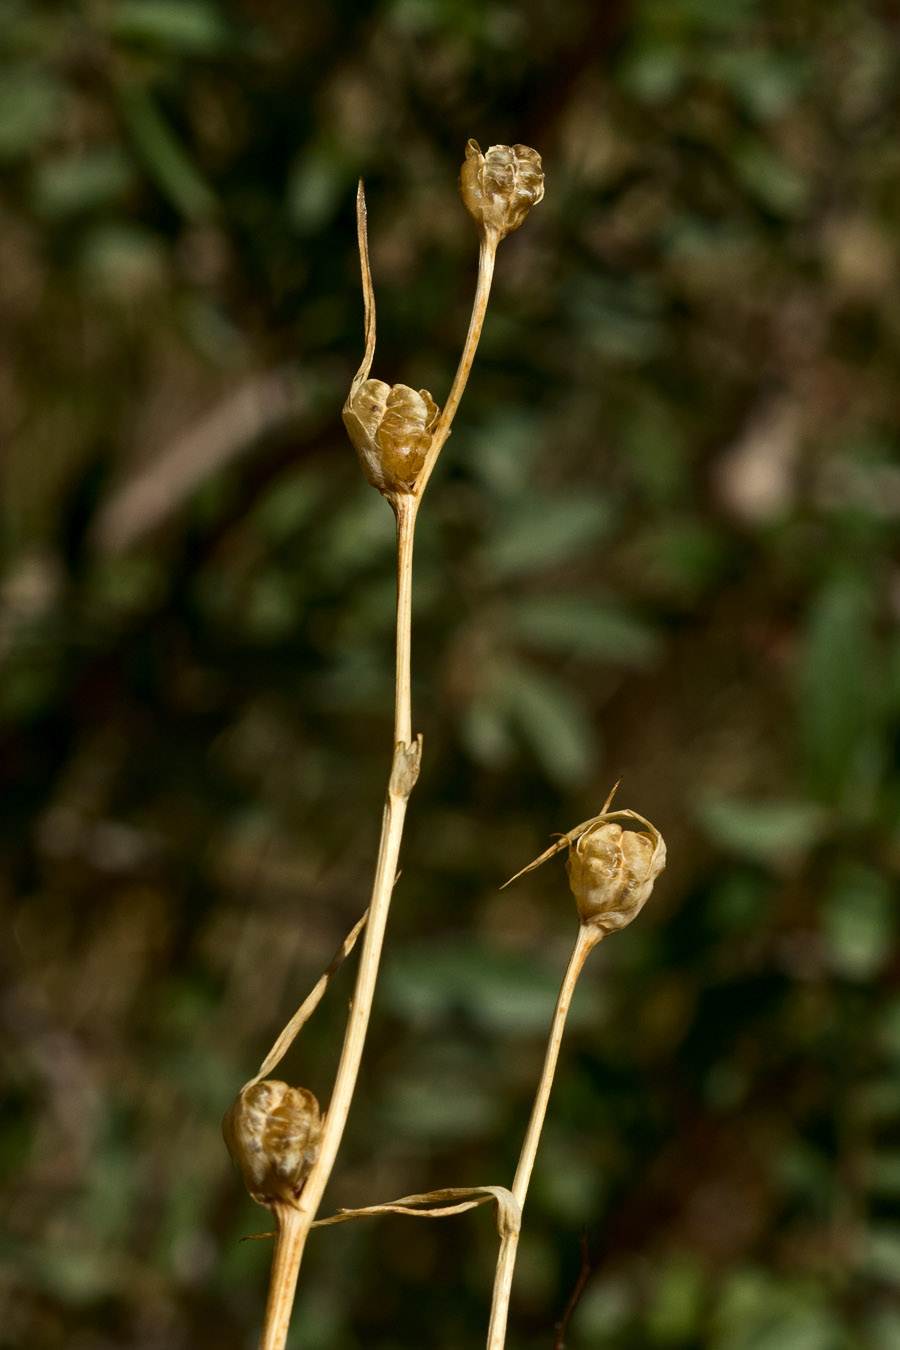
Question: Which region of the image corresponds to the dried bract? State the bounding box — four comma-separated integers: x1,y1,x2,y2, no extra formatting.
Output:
459,140,544,243
343,380,440,495
567,814,666,935
223,1079,322,1208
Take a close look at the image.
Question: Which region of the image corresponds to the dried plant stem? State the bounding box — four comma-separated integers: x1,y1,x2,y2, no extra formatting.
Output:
416,238,497,499
258,496,421,1350
486,924,597,1350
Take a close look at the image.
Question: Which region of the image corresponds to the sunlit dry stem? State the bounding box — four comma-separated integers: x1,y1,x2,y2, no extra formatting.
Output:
257,499,421,1350
255,167,514,1350
486,924,597,1350
415,236,497,499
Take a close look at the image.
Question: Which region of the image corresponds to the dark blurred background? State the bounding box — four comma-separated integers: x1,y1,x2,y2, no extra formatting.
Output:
2,1,900,1346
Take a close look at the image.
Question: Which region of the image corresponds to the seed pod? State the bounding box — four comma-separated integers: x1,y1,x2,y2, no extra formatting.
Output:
343,379,440,496
567,814,666,935
223,1079,322,1207
459,140,544,243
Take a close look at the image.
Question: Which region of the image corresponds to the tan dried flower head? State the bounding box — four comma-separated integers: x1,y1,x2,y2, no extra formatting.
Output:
223,1079,322,1208
567,813,666,935
343,380,440,495
459,140,544,242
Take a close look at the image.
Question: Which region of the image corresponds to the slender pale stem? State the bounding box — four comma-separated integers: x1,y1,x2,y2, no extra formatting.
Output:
260,1206,307,1350
415,234,498,500
255,205,499,1350
257,497,422,1350
392,494,417,743
486,924,598,1350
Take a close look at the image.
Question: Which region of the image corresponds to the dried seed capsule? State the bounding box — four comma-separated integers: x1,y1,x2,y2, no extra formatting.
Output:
223,1079,322,1207
459,140,544,243
567,816,666,935
343,379,440,495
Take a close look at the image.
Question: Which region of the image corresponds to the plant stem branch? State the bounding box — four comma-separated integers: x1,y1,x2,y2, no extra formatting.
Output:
256,496,421,1350
485,924,597,1350
416,236,497,499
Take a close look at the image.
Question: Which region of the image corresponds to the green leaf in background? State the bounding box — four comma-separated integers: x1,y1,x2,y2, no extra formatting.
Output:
111,0,233,54
0,69,64,160
868,1307,900,1349
482,493,612,579
510,594,661,666
77,223,167,298
117,86,217,222
644,1257,706,1344
696,796,827,867
569,274,665,361
821,861,895,980
864,1151,900,1199
710,1271,843,1350
459,410,541,494
504,661,596,787
32,148,137,218
797,570,881,805
286,142,349,233
733,140,810,218
878,997,900,1060
383,941,605,1035
864,1227,900,1289
707,49,809,121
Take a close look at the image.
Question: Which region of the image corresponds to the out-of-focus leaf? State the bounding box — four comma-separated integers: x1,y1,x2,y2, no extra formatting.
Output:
569,275,664,361
619,44,688,103
0,70,64,160
574,1276,633,1339
117,86,217,222
734,141,810,217
868,1307,900,1349
111,0,233,54
287,143,348,233
708,50,809,120
865,1227,900,1288
32,148,136,218
377,1062,499,1141
865,1152,900,1198
459,681,516,768
482,494,612,579
510,595,661,666
821,862,894,980
77,223,167,297
645,1257,705,1343
505,662,596,787
711,1270,842,1350
877,998,900,1060
459,409,541,494
696,796,827,866
382,941,604,1035
251,471,327,544
645,520,731,599
797,570,881,804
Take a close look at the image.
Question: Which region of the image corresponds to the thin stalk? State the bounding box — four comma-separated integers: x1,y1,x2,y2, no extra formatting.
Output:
255,200,498,1350
415,235,497,499
485,924,598,1350
257,495,421,1350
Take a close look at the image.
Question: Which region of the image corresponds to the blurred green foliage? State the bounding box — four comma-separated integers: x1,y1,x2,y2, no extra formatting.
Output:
2,0,900,1347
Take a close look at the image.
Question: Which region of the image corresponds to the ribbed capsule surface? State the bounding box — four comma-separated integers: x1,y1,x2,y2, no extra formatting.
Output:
459,140,544,242
567,819,666,935
223,1079,322,1207
342,380,440,495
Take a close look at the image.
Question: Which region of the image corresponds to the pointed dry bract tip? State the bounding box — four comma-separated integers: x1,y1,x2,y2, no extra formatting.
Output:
343,380,440,497
459,139,544,243
567,817,666,935
223,1079,322,1208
